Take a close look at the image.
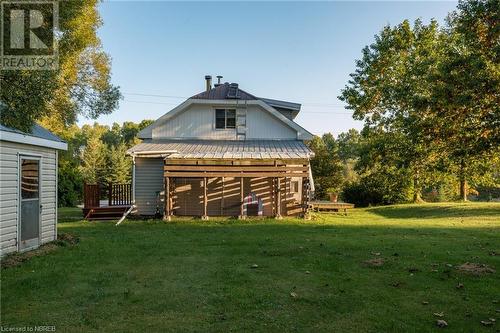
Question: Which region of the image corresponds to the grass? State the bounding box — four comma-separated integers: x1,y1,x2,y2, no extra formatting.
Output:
1,202,499,332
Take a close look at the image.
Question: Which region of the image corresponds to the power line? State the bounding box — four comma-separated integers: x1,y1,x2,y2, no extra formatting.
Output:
122,92,347,107
121,99,353,115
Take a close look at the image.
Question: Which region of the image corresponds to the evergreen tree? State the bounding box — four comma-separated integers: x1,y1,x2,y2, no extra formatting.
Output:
80,133,107,184
106,143,131,184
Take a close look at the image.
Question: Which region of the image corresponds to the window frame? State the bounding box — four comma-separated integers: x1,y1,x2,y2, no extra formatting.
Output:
214,108,236,130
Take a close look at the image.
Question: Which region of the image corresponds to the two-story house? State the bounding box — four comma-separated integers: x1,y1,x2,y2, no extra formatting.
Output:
127,76,315,219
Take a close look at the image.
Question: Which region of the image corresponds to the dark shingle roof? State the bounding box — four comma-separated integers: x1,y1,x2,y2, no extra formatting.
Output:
190,83,258,100
0,123,65,143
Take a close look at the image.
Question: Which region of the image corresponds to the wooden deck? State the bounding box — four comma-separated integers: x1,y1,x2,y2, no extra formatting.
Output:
83,183,133,220
309,201,355,214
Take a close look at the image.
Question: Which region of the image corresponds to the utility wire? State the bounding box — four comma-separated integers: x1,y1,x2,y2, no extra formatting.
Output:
122,92,347,107
121,99,354,115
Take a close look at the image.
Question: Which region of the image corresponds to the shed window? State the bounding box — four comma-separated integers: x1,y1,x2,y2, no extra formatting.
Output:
215,109,236,129
290,181,299,194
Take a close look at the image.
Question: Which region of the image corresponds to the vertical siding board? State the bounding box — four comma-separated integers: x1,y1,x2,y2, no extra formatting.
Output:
135,157,164,216
152,104,297,140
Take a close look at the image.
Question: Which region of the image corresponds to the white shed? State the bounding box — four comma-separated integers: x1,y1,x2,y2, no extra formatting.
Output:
0,124,67,255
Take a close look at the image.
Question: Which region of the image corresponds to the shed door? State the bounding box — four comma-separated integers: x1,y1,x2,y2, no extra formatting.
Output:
19,157,41,251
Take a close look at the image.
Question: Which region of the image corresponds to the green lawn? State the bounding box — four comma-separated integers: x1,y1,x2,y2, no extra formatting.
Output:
1,203,499,332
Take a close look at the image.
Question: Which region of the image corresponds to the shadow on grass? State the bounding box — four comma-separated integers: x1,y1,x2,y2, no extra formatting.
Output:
368,203,500,219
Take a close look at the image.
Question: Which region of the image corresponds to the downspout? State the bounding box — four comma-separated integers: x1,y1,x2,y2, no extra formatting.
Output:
308,159,315,194
131,154,136,204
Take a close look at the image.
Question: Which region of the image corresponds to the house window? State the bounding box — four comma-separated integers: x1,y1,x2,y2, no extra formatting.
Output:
215,109,236,129
290,181,299,194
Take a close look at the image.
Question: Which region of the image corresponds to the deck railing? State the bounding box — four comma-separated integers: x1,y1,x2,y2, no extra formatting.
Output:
84,183,132,208
108,183,132,206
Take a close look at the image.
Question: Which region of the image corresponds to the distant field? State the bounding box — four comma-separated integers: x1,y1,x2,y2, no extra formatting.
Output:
1,203,499,332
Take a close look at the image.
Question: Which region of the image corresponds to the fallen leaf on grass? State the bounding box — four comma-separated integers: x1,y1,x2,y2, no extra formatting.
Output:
434,312,445,317
456,283,464,289
480,320,494,326
290,292,298,298
250,264,259,269
457,262,495,275
422,301,429,305
436,320,448,328
364,258,384,267
371,252,381,256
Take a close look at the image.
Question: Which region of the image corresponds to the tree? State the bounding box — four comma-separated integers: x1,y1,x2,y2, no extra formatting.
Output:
425,0,499,200
308,134,344,200
106,143,131,184
80,132,107,184
340,19,443,202
0,1,121,132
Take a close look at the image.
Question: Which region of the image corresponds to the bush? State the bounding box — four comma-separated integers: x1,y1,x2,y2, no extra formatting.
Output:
58,163,83,207
341,171,412,207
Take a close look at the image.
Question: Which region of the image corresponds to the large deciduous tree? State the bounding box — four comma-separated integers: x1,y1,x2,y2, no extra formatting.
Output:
426,0,499,200
340,20,442,202
1,0,121,132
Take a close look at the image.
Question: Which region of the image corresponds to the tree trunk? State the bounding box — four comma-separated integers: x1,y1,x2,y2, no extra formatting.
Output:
413,171,424,203
459,158,467,201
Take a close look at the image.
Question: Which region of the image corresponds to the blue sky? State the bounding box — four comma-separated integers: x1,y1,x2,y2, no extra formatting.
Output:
87,1,458,136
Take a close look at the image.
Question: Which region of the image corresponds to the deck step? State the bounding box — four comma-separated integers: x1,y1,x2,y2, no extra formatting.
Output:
83,205,132,220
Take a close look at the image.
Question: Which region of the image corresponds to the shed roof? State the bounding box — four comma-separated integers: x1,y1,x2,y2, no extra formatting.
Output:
128,140,313,160
0,123,67,150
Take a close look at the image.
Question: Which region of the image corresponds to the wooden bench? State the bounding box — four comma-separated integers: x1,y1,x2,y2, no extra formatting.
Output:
309,201,355,215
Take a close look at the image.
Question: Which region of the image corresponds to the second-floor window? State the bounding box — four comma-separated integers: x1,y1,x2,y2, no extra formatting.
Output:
215,109,236,129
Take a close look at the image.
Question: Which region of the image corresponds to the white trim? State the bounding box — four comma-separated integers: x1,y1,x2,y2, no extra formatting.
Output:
17,154,42,252
138,99,314,140
1,130,68,150
55,150,58,240
131,155,136,204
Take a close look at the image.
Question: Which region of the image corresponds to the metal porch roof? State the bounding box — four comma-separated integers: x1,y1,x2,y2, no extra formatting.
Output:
128,140,314,160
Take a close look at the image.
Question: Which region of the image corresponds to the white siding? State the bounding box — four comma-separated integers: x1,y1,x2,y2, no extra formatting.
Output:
0,141,57,255
246,107,297,139
134,157,164,215
152,104,297,140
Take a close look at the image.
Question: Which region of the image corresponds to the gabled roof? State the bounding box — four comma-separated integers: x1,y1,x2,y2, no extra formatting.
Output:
128,139,314,160
0,123,67,150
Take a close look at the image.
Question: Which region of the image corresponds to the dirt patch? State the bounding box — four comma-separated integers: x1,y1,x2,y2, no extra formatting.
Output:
1,233,79,269
456,262,495,276
55,232,79,246
364,258,384,267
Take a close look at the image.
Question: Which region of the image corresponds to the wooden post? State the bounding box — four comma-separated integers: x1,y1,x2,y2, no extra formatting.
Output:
221,177,224,216
202,177,208,220
239,177,244,219
164,177,171,221
276,177,282,219
108,183,112,206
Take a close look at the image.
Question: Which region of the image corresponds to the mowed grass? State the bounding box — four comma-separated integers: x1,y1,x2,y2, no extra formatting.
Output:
1,203,499,332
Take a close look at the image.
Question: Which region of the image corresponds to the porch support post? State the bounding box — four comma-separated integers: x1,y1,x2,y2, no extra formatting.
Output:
239,177,245,219
221,177,224,216
276,177,282,219
108,183,112,206
164,176,171,221
202,176,208,220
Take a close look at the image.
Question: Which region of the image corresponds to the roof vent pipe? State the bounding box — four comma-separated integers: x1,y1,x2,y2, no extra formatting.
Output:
214,75,223,87
205,75,212,91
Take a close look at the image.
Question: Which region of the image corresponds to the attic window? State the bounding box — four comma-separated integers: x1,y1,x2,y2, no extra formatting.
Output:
215,109,236,129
